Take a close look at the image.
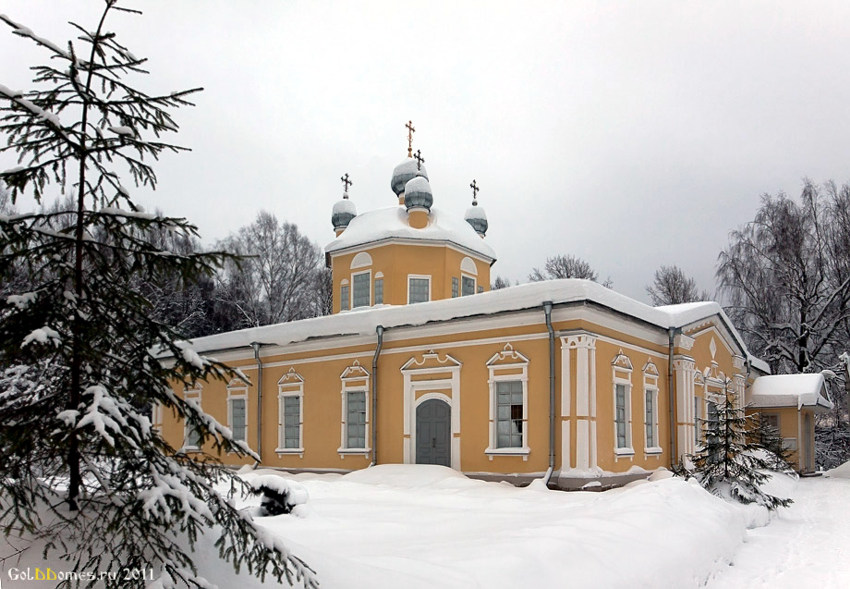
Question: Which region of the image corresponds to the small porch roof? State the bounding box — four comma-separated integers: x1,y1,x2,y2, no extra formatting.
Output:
748,373,834,411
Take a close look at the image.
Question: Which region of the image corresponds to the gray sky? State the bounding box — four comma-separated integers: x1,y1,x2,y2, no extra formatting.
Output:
2,1,849,302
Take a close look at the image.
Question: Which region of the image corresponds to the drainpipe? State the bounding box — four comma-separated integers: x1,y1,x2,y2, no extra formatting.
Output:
371,325,384,467
251,342,264,467
543,301,555,486
667,329,677,469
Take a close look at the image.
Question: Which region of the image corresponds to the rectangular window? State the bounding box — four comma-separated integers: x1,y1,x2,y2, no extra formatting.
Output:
496,380,523,448
340,285,350,311
230,397,247,442
461,275,475,296
615,383,628,449
452,277,459,298
694,396,702,445
762,414,779,431
706,400,719,446
374,278,383,304
645,389,656,448
184,390,202,449
283,395,301,449
408,277,430,304
352,272,370,308
346,391,366,448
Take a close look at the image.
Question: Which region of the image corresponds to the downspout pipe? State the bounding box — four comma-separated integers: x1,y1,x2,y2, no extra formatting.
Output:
251,342,264,468
371,325,384,467
667,328,677,470
543,301,555,486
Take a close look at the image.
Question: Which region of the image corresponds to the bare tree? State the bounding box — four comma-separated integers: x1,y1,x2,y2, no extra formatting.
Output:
216,211,326,328
491,275,512,290
646,265,709,305
717,180,850,468
529,254,598,282
717,180,850,375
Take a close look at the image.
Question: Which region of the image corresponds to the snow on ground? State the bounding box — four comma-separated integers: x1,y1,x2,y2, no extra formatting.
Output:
233,465,754,589
3,464,849,588
705,466,850,588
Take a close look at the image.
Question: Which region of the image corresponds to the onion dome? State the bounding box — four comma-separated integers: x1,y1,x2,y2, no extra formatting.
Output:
465,201,488,236
404,175,433,211
332,193,357,231
391,158,429,197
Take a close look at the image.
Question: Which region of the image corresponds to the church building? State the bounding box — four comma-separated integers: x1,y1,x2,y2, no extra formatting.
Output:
161,128,831,488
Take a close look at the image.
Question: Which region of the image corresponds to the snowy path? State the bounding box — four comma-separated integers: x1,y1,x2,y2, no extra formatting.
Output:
706,474,850,588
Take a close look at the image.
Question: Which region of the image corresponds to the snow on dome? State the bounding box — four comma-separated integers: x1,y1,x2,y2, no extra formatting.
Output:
325,206,495,260
404,175,433,210
391,158,428,196
464,204,488,235
749,373,834,410
331,195,357,230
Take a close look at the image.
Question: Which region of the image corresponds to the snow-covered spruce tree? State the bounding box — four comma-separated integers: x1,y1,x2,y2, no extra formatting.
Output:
687,386,791,510
0,3,315,587
746,414,796,474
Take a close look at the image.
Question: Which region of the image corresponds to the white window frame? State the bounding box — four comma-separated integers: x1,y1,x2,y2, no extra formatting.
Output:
485,344,530,459
612,352,634,457
643,362,661,454
407,274,431,304
461,274,476,296
339,361,370,455
340,278,350,311
374,271,384,305
644,385,660,453
183,386,202,451
276,368,304,456
227,379,249,447
351,269,371,308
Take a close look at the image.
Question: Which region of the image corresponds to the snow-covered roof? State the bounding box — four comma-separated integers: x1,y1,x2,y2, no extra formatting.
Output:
749,373,834,410
186,280,762,368
324,205,497,261
655,301,770,374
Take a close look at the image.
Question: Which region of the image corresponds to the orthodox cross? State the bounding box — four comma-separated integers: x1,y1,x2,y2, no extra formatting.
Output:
413,149,425,170
470,179,479,204
341,173,352,196
406,120,415,157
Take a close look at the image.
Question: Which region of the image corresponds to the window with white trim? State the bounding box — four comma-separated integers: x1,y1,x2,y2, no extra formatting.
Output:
643,361,660,453
644,388,658,449
615,383,629,449
346,390,367,448
694,394,702,445
374,276,384,305
227,380,248,444
183,386,202,450
485,344,530,456
277,368,304,453
461,275,476,296
340,279,350,311
611,350,633,455
352,270,371,308
408,275,430,304
339,361,370,453
496,380,523,448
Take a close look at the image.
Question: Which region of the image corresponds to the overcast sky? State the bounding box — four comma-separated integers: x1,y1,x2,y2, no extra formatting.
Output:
2,1,849,302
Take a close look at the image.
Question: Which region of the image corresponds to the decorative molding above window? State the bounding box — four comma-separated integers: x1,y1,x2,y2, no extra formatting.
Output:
612,349,633,371
460,256,478,276
350,251,373,269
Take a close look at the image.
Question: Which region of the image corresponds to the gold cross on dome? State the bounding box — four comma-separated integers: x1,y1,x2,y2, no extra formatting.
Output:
406,120,415,157
341,173,352,194
413,149,425,170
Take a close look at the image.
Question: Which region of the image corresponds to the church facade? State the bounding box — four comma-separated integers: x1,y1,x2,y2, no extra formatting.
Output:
161,139,830,488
